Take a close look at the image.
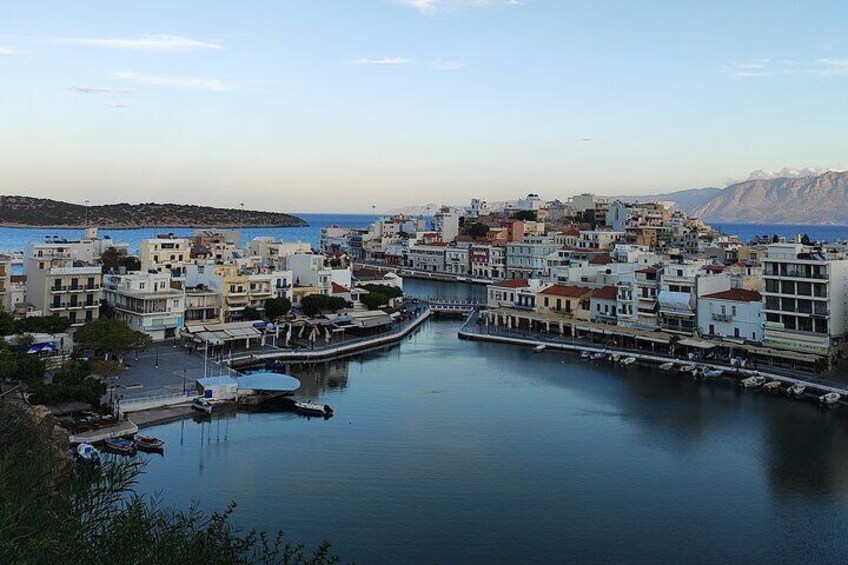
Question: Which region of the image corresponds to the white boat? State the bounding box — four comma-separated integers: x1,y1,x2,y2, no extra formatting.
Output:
762,380,782,392
703,369,724,379
534,345,547,352
294,401,334,417
191,397,213,414
659,362,675,371
787,384,806,398
620,357,637,366
819,392,841,406
591,351,606,360
740,376,766,389
76,443,100,463
580,350,591,359
678,364,696,374
610,353,621,362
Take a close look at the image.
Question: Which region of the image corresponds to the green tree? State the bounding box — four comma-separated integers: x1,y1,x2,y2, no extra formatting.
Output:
242,306,261,321
99,300,116,320
100,246,141,273
74,318,152,361
264,297,292,320
360,292,389,310
512,210,537,221
465,222,489,238
360,284,403,299
300,295,348,317
15,315,72,334
0,310,15,336
801,233,811,245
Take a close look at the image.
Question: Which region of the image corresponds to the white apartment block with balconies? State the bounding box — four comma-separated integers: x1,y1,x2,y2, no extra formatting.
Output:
762,243,848,356
25,250,101,327
139,237,190,278
102,271,185,340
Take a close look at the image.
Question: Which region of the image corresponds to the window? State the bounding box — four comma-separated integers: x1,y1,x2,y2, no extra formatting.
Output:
731,306,737,316
734,328,740,338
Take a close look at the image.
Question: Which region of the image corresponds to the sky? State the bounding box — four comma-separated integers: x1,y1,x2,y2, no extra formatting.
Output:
2,0,848,214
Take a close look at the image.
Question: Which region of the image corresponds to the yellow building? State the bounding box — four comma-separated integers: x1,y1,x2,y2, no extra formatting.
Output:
536,284,594,320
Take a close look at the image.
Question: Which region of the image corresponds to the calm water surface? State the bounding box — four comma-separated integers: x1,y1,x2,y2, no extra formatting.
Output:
134,280,848,564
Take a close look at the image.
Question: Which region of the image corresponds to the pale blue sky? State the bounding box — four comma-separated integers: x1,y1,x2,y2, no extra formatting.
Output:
1,0,847,213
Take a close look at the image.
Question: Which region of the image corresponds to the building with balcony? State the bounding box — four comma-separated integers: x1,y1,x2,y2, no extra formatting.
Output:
697,289,763,342
634,266,661,328
408,243,448,272
505,239,560,279
657,262,730,335
139,236,190,278
184,285,221,323
24,228,129,265
762,243,848,356
0,255,9,311
25,252,101,326
536,284,593,320
102,272,185,339
590,286,619,324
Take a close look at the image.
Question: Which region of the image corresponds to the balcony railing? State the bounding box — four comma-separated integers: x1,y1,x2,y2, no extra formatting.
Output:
711,313,733,322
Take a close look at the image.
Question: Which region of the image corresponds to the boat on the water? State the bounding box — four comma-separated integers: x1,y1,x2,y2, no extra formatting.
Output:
740,376,766,389
134,434,165,451
659,362,675,371
678,364,696,374
76,443,100,463
787,384,806,398
104,437,137,456
703,368,724,379
620,357,636,366
294,401,334,417
580,350,591,359
590,351,606,360
534,345,547,352
819,392,841,406
762,380,782,392
192,397,213,414
610,353,621,362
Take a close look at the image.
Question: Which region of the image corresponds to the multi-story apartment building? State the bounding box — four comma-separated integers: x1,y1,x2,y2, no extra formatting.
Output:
25,228,128,265
470,242,505,280
185,264,293,322
433,207,460,242
25,250,101,326
634,266,661,328
444,245,470,276
762,243,848,356
184,285,221,323
505,238,560,279
408,243,447,272
248,238,312,270
697,288,763,342
287,252,351,294
139,236,190,278
657,262,732,334
577,230,625,251
101,272,185,339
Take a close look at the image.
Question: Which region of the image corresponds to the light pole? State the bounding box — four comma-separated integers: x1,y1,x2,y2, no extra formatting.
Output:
84,199,90,227
182,368,187,396
155,347,159,368
240,202,245,230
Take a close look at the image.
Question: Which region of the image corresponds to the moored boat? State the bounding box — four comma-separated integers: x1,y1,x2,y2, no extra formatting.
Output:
104,437,137,456
659,362,675,371
678,364,696,374
134,434,165,451
534,345,547,352
294,401,334,417
192,397,213,414
762,380,782,392
740,376,766,389
580,350,591,359
703,368,724,379
620,357,636,366
819,392,841,406
591,351,606,360
76,443,101,463
787,384,806,398
610,353,621,362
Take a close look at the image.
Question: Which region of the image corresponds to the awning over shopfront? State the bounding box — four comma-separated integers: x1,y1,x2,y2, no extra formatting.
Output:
679,338,715,350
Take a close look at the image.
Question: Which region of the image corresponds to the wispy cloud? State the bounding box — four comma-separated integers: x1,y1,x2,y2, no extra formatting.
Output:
396,0,521,14
67,86,132,95
354,56,468,71
114,71,230,92
58,34,223,53
112,104,130,109
730,57,848,78
0,46,21,55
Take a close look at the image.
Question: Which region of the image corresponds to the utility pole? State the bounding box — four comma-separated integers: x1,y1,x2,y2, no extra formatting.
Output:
240,202,245,230
182,368,187,395
155,346,159,368
84,199,90,227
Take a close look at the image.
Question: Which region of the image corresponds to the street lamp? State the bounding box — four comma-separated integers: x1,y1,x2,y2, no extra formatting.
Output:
84,199,90,227
155,347,159,368
182,368,187,396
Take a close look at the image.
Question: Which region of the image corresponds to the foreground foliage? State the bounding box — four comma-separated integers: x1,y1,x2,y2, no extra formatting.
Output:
0,402,340,564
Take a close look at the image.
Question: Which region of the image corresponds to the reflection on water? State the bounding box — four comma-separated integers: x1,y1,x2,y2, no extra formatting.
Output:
135,283,848,565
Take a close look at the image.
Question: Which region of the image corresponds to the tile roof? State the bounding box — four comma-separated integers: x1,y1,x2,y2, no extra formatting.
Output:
491,278,530,289
700,288,762,302
588,255,613,265
539,284,593,298
331,282,350,294
592,285,619,300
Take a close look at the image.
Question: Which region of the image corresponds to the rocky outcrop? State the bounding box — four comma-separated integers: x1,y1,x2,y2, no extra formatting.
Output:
0,195,308,228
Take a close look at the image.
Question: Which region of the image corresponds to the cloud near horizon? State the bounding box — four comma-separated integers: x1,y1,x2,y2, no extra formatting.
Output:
67,86,132,95
355,56,468,70
58,34,223,53
114,71,230,92
397,0,522,14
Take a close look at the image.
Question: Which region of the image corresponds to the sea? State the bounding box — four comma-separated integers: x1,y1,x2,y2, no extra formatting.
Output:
133,280,848,564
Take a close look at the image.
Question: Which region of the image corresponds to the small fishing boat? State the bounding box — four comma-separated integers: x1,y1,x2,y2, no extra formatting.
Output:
294,401,334,417
534,344,547,352
659,362,675,371
740,376,766,389
104,437,137,456
191,397,213,414
678,364,696,374
610,353,621,362
787,384,806,398
762,381,782,392
76,443,100,463
703,368,724,379
620,357,636,366
580,350,591,359
590,351,606,360
819,392,841,406
134,434,165,452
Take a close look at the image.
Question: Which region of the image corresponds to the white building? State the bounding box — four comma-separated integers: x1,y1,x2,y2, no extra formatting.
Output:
25,251,101,327
590,286,619,325
433,207,460,242
288,252,352,293
25,228,128,265
762,243,848,356
465,198,489,218
102,271,185,340
139,236,190,278
697,289,763,342
408,243,448,272
505,238,560,279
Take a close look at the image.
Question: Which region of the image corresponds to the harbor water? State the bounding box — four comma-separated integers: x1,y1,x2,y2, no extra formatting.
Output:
133,280,848,564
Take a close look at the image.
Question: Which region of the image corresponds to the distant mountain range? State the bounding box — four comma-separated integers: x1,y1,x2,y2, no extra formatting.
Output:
0,196,307,228
389,171,848,225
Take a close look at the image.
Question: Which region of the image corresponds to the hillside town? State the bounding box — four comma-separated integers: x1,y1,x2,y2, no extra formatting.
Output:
321,194,846,375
